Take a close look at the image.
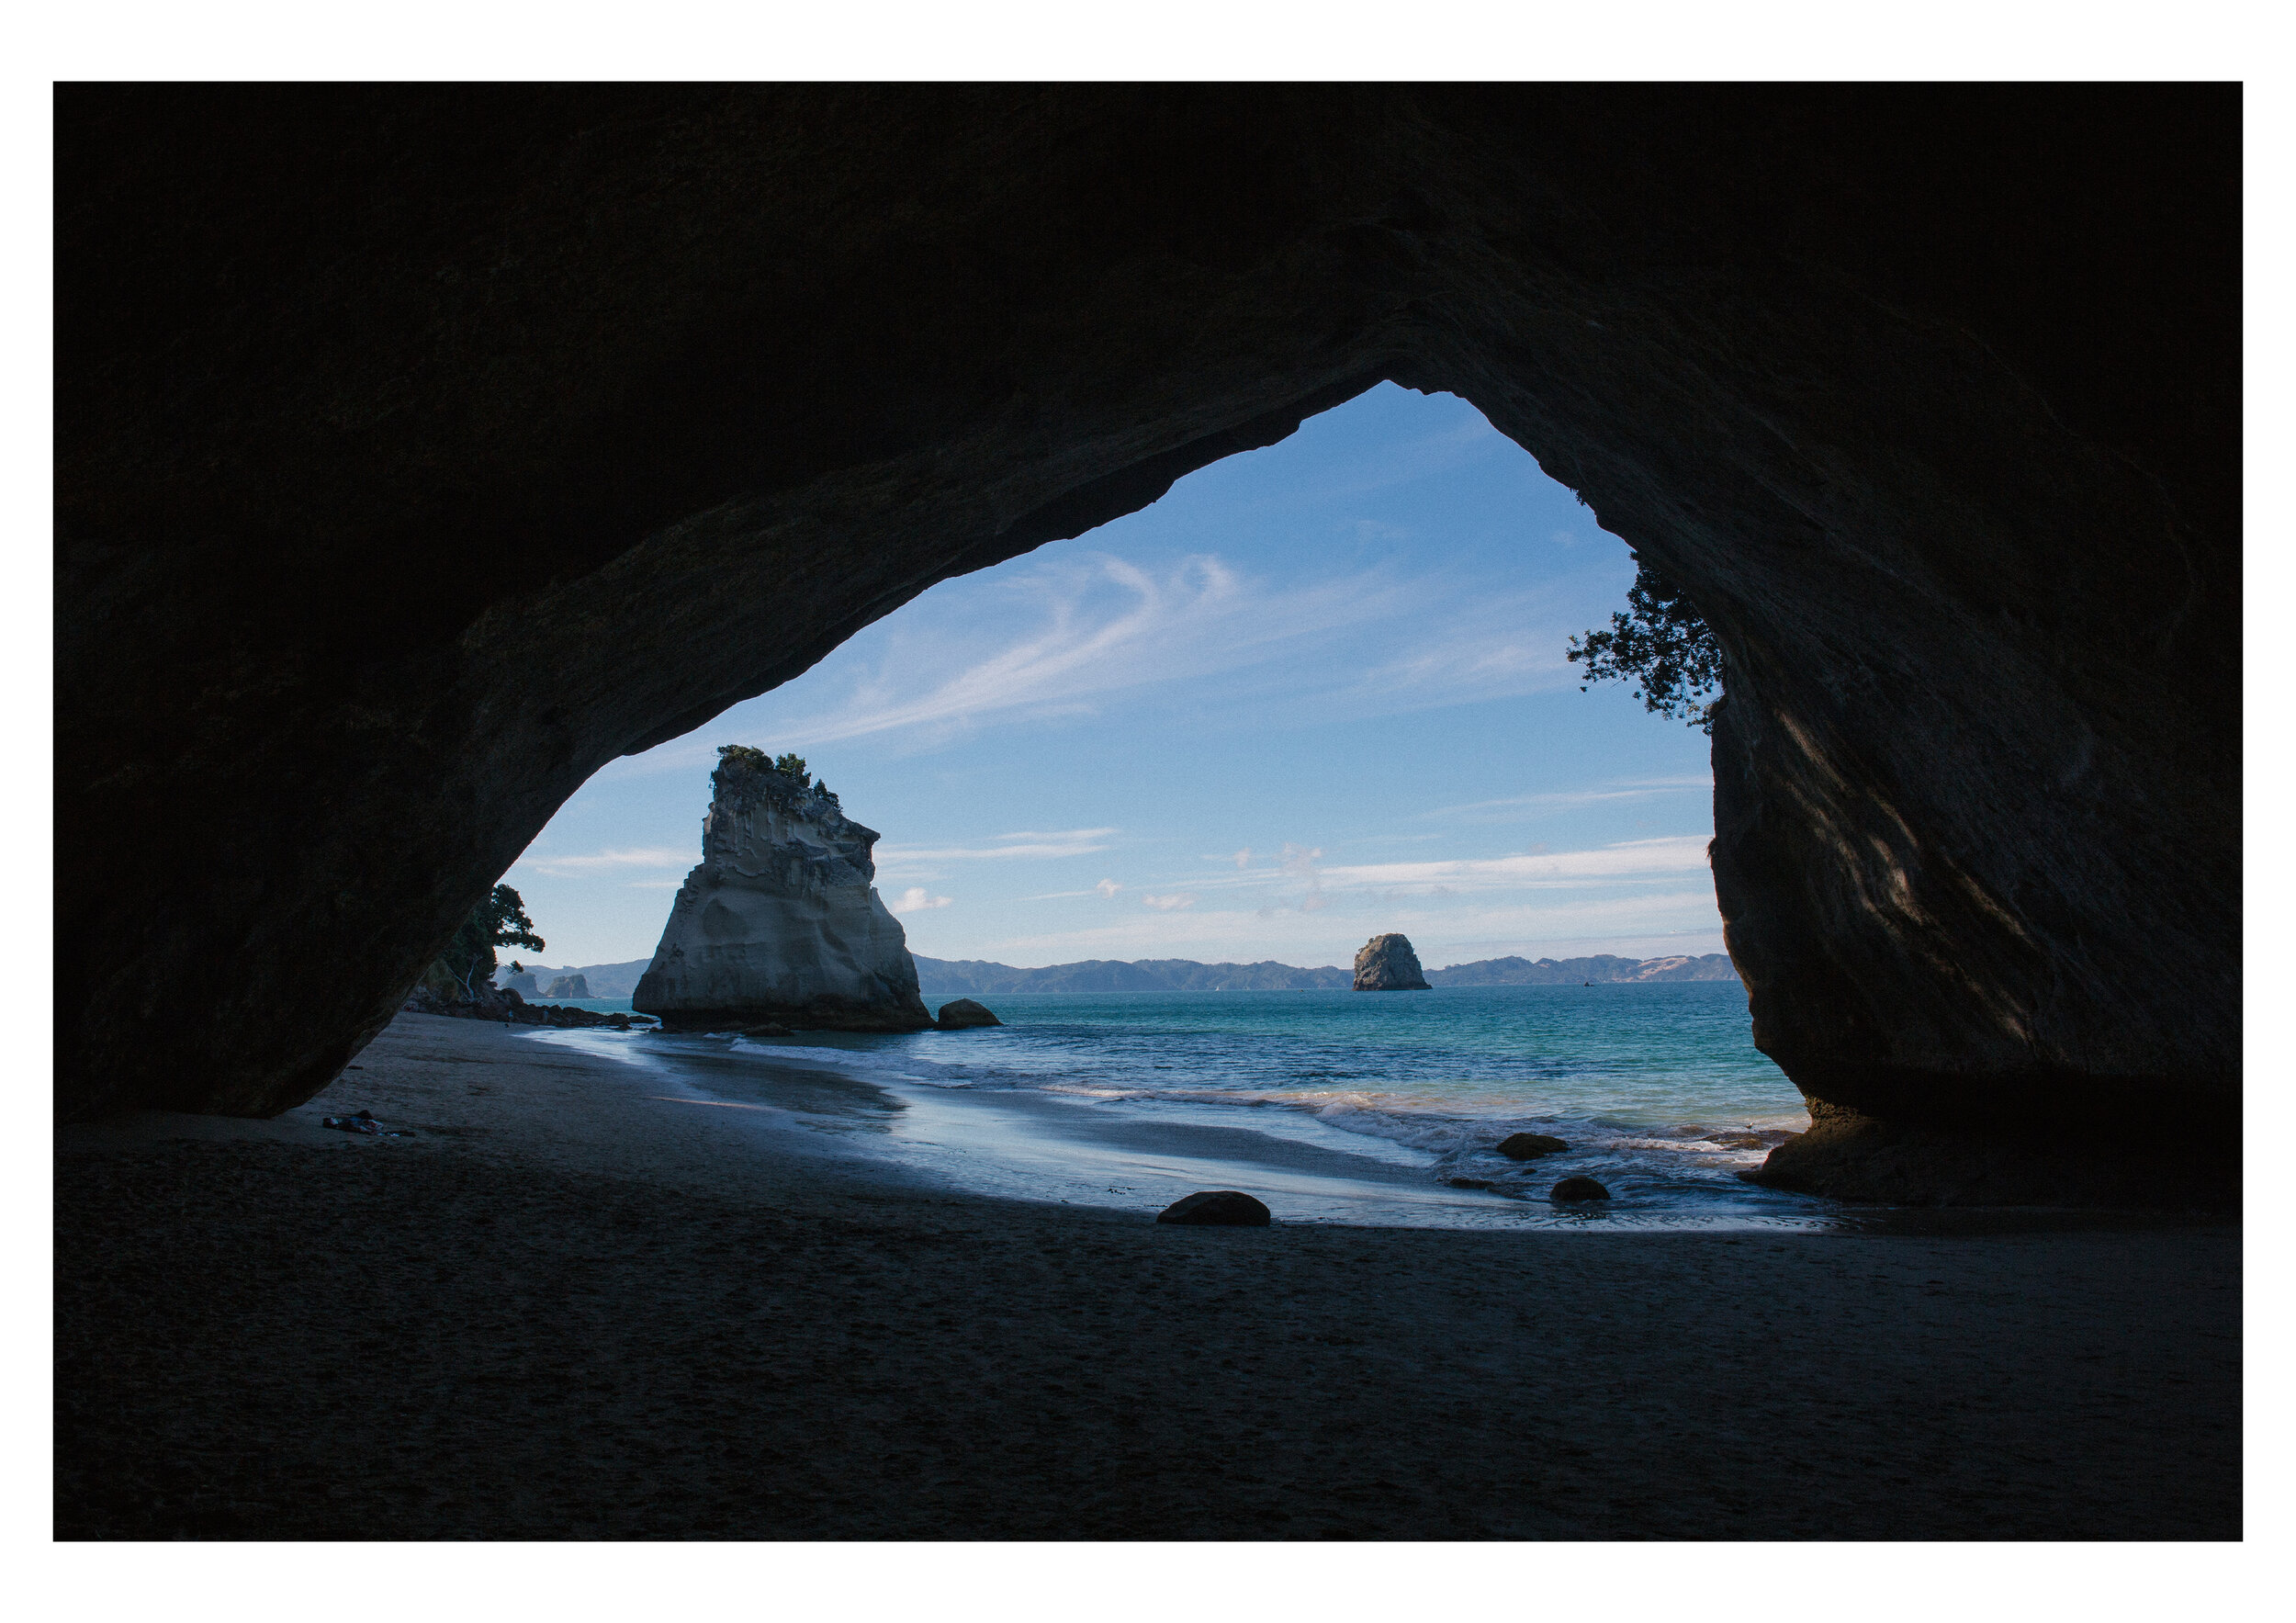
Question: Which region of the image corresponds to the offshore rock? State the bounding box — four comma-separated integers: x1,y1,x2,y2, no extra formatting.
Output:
1549,1178,1612,1202
1353,934,1431,991
543,974,591,999
634,750,932,1033
1497,1133,1570,1160
935,998,1002,1030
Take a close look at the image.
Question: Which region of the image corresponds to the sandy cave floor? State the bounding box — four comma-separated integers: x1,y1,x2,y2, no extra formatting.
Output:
53,1013,2239,1540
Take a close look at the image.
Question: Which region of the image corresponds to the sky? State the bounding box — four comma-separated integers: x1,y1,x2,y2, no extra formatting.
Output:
504,383,1728,971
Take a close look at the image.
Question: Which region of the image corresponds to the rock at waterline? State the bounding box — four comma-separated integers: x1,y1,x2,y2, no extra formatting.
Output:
1497,1132,1570,1160
936,998,1002,1029
544,973,591,999
633,746,933,1033
1447,1177,1495,1189
1549,1177,1612,1202
1156,1190,1273,1226
1352,933,1431,991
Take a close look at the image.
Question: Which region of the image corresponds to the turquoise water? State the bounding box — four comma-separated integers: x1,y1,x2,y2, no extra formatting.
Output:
543,983,1831,1226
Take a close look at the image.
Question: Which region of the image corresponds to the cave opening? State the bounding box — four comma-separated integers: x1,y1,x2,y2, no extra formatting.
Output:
56,86,2236,1210
491,382,1806,1220
510,384,1728,981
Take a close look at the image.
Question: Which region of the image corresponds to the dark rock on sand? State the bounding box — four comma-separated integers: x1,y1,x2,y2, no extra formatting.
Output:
1549,1177,1612,1202
1352,934,1431,992
1156,1190,1273,1226
936,998,1002,1030
1496,1133,1570,1160
1447,1177,1494,1189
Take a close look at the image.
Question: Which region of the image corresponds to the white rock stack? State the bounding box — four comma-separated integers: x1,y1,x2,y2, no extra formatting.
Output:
634,747,933,1031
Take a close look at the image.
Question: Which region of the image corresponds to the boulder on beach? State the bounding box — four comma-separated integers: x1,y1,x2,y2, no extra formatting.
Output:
1156,1190,1272,1226
1497,1132,1570,1160
936,998,1002,1029
1352,933,1431,991
1549,1177,1612,1202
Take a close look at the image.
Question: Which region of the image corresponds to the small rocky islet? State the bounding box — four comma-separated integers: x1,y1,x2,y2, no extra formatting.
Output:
1351,932,1432,991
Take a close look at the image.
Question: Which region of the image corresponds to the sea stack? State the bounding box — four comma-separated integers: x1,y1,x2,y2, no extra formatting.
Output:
1353,933,1432,991
634,746,933,1032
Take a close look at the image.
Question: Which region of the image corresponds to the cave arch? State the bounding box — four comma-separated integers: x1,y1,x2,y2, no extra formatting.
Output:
56,85,2238,1196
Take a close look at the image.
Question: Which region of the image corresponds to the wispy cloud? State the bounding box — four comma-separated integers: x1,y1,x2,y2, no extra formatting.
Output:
1142,893,1199,911
1423,777,1714,822
1096,878,1123,897
877,828,1119,865
889,886,951,914
736,553,1415,749
1319,836,1712,892
1279,842,1327,912
1128,834,1713,912
515,846,689,878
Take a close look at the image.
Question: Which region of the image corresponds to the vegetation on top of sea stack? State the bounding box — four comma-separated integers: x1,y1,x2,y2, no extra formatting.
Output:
715,744,836,804
1568,558,1726,732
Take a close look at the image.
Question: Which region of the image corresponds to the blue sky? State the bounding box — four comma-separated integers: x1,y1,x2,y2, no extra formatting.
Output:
505,384,1726,971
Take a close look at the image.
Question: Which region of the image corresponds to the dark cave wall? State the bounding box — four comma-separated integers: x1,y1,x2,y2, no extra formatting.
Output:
56,86,2237,1168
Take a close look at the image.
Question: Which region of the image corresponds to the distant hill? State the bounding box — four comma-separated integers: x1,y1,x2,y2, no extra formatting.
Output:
494,957,652,999
1427,953,1739,986
499,950,1740,1000
913,952,1739,994
914,956,1349,993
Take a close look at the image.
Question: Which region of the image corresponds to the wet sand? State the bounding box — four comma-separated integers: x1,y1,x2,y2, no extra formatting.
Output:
54,1013,2240,1539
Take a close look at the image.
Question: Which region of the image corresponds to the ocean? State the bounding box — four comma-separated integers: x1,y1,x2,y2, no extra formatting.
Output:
535,983,1839,1230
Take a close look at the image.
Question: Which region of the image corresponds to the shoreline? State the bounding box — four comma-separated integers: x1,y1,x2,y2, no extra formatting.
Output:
55,1012,2241,1539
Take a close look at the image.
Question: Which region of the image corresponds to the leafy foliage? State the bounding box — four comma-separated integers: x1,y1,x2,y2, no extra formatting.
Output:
430,884,546,1000
715,744,814,789
1567,559,1726,731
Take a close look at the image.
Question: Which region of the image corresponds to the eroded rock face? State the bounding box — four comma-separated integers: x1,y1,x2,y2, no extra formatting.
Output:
1353,934,1432,992
633,752,931,1032
55,87,2237,1199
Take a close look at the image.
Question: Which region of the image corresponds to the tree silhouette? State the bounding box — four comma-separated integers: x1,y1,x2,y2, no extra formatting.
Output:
1568,560,1725,731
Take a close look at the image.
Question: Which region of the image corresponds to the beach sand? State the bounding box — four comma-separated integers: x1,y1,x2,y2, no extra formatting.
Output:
54,1013,2239,1539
